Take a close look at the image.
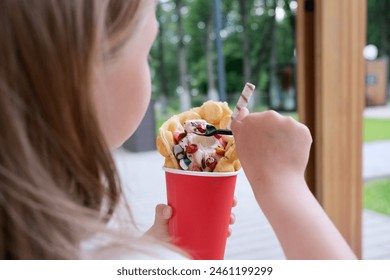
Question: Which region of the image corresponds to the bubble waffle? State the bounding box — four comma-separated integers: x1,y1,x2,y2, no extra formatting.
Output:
156,101,241,172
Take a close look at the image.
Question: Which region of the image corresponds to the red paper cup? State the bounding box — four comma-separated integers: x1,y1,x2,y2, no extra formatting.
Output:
164,167,239,260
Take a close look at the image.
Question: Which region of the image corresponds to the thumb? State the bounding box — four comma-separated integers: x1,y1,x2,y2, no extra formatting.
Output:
145,204,172,242
153,204,172,226
231,107,249,136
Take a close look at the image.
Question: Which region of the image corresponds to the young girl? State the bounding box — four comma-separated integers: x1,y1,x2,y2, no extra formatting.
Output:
0,0,176,259
0,0,355,259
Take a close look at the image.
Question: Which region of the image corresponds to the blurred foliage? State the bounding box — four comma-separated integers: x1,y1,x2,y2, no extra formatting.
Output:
151,0,390,112
151,0,297,110
367,0,390,57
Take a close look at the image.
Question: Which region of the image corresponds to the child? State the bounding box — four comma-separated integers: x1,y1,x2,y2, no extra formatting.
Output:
0,0,175,259
0,0,355,259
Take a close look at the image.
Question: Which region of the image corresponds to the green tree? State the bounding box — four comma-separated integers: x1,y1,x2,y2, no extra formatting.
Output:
367,0,390,57
185,0,216,102
175,0,192,111
152,0,180,107
153,0,298,110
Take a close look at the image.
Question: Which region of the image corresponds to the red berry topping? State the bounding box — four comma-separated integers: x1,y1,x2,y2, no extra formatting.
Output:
186,144,198,154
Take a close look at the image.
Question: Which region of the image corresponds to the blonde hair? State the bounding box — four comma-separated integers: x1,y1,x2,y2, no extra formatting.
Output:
0,0,144,259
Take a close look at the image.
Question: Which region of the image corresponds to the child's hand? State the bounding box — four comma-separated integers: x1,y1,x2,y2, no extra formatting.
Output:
231,109,312,199
145,204,172,243
232,110,357,259
146,198,237,242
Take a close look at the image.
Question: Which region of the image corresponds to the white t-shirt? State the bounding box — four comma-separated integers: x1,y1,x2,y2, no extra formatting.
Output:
82,235,188,260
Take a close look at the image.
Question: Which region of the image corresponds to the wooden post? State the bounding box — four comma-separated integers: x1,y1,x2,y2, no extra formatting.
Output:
297,0,366,258
296,0,316,194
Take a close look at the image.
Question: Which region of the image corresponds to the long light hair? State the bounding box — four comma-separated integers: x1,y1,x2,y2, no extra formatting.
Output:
0,0,145,259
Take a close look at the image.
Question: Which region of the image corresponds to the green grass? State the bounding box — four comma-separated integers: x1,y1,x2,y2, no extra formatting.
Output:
364,179,390,216
364,118,390,142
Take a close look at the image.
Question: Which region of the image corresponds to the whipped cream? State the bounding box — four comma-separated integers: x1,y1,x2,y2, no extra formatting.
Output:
173,119,227,172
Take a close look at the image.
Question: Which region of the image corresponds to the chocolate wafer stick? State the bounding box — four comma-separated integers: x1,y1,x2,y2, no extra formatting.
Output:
227,82,255,129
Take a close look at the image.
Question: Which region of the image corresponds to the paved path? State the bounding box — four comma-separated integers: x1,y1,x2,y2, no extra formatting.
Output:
113,140,390,259
364,104,390,119
364,141,390,181
363,103,390,180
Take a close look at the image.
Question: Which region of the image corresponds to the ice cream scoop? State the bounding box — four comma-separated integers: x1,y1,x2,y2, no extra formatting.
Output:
156,100,243,172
